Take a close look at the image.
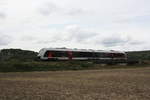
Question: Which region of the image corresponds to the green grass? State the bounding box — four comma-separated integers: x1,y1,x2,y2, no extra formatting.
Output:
0,60,149,72
0,61,93,72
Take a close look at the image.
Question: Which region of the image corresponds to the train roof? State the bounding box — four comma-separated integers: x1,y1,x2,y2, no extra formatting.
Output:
39,48,125,54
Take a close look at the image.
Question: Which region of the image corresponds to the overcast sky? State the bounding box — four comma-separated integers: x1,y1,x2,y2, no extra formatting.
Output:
0,0,150,51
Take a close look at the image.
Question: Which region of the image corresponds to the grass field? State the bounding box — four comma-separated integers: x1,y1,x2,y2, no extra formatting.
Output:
0,67,150,100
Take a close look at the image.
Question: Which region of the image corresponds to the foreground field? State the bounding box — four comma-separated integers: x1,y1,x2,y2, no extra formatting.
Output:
0,67,150,100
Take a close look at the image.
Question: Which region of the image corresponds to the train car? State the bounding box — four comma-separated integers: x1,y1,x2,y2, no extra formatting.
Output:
37,48,127,64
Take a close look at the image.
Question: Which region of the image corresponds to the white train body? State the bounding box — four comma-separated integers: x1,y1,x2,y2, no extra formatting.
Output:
37,48,127,63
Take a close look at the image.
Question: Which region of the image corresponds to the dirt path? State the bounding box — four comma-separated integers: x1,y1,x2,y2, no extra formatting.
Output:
0,67,150,100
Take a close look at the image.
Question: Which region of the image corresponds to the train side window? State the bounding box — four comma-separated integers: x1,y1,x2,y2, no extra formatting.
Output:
53,51,67,57
72,52,93,57
93,52,108,58
100,53,106,58
72,52,80,57
81,52,94,57
93,52,99,57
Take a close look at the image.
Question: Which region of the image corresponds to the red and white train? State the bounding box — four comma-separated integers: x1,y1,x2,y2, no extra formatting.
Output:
37,48,127,64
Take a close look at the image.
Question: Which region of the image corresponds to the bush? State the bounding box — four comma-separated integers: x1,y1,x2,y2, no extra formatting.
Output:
0,60,149,72
0,61,94,72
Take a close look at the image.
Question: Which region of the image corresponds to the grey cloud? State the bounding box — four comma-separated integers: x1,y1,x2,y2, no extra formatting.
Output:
36,40,50,44
35,35,64,44
115,14,150,24
35,25,99,45
65,8,87,16
38,2,58,16
100,34,144,47
99,35,130,47
21,35,37,41
38,2,88,16
0,12,6,19
0,34,12,46
66,25,98,42
36,38,62,44
128,40,144,45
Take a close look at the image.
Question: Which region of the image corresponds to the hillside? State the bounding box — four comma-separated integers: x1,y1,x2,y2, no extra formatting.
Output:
0,49,149,72
0,49,38,62
126,50,150,61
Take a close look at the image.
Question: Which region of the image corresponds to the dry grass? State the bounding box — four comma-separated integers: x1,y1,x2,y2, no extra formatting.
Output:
0,67,150,100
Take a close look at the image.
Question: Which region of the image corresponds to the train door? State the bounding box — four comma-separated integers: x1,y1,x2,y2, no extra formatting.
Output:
68,51,73,60
48,51,53,58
